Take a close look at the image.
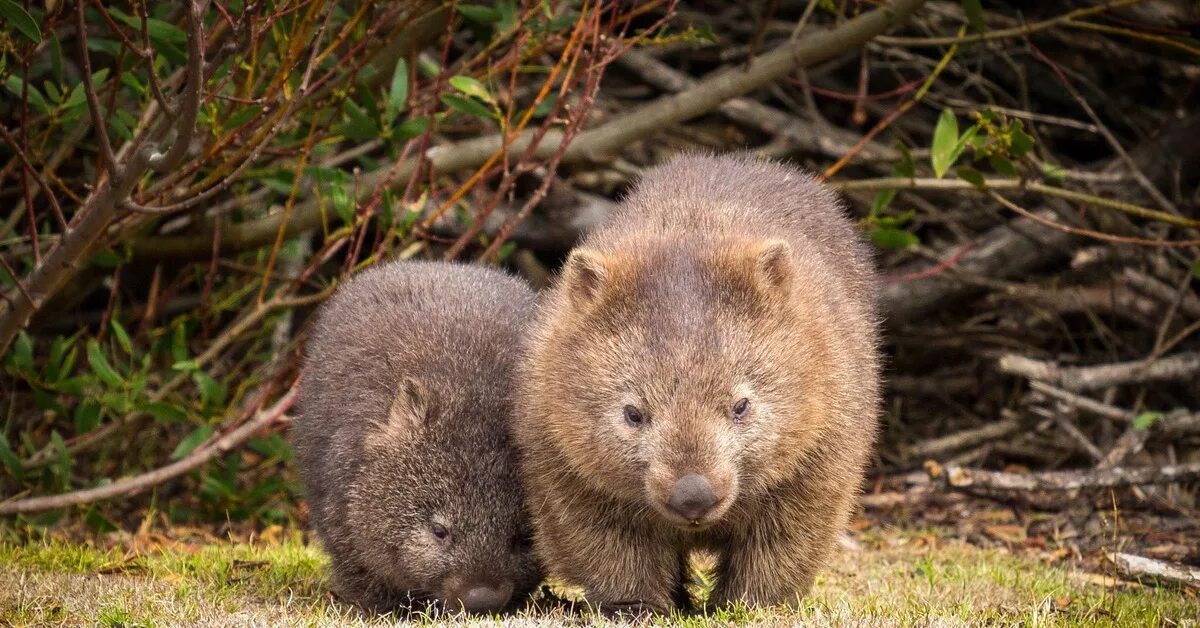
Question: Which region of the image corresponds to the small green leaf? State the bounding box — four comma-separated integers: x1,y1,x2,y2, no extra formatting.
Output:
172,359,199,372
441,94,494,119
1132,411,1164,431
0,0,42,43
1009,119,1034,158
3,75,50,113
869,227,920,250
171,426,214,460
1192,260,1200,279
8,331,34,374
869,190,897,218
448,75,494,105
957,166,986,189
74,400,103,435
84,507,120,533
531,93,558,119
386,59,409,122
1041,161,1068,182
960,0,986,34
393,116,430,140
110,320,133,356
496,241,518,262
138,401,188,423
931,108,960,179
193,371,227,411
86,340,123,388
458,4,500,24
988,154,1018,177
0,434,23,481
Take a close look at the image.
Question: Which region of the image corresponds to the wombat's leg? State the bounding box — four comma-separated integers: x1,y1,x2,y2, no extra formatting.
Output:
710,524,831,608
541,516,680,614
330,560,408,614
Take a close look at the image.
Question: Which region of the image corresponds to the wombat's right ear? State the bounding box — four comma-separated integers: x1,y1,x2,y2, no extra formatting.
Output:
369,377,430,447
560,248,609,307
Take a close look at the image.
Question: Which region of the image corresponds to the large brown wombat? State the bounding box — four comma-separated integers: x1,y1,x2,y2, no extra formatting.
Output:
514,153,880,613
292,261,542,614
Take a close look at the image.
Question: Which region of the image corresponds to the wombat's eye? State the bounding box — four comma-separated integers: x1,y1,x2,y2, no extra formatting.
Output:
731,398,750,423
623,405,645,427
430,523,450,542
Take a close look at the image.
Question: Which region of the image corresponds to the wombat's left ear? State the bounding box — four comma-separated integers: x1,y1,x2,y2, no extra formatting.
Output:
560,248,609,307
369,377,430,448
749,239,794,296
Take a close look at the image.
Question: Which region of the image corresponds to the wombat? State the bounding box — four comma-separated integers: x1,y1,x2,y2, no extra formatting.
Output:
514,153,880,613
292,261,542,614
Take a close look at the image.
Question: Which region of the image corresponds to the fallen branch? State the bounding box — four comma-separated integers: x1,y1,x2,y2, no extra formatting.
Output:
907,412,1023,460
999,352,1200,391
1108,552,1200,589
0,386,297,516
943,461,1200,492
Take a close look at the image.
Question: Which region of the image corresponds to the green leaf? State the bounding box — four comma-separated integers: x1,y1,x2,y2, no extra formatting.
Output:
1192,260,1200,279
0,434,23,481
931,108,960,179
172,359,199,372
8,331,34,374
3,75,50,114
869,190,897,218
449,75,494,105
1009,119,1034,158
1133,411,1164,431
74,400,103,435
869,227,919,250
441,94,493,119
193,371,227,411
1041,161,1068,182
107,6,187,46
957,166,986,189
989,154,1018,177
84,507,120,533
386,59,409,122
393,116,430,141
337,100,377,140
960,0,986,34
110,320,133,356
0,0,42,43
171,426,214,460
458,4,500,24
86,340,123,388
137,401,188,423
495,241,518,262
531,93,558,119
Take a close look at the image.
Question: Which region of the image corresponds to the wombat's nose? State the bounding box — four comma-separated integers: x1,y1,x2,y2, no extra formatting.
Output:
666,472,718,521
454,583,512,614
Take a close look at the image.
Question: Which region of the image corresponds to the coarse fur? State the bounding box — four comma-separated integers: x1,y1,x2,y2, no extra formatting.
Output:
292,261,542,613
514,152,881,613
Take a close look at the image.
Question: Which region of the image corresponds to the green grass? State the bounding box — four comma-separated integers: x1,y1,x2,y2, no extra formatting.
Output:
1,529,1196,626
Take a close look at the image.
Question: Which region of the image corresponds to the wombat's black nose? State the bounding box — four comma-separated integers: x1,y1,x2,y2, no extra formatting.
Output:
666,472,718,521
455,584,512,614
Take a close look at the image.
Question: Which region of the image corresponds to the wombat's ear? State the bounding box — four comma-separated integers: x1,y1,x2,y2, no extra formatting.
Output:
369,377,430,448
561,248,609,306
750,239,794,296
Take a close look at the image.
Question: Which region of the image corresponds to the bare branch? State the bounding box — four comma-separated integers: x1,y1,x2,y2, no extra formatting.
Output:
76,0,117,174
146,0,208,173
944,461,1200,492
1000,351,1200,391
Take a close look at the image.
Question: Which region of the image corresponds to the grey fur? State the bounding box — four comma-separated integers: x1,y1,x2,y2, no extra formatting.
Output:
292,261,541,613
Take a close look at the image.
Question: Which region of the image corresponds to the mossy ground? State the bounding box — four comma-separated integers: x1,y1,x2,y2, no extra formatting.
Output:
1,527,1196,626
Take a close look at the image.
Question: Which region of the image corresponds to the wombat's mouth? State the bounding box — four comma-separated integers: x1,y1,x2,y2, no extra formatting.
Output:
652,496,731,531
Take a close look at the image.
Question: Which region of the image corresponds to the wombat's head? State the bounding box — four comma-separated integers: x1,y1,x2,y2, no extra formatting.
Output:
533,238,844,530
348,378,540,613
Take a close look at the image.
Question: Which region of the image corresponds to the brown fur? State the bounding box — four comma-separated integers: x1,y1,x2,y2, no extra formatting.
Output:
513,152,881,612
292,261,542,613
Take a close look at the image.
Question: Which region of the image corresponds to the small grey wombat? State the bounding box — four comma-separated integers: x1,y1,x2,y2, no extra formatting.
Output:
292,260,541,613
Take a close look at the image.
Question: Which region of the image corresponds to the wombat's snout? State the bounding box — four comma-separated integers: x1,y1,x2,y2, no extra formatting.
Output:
665,472,718,522
447,581,513,614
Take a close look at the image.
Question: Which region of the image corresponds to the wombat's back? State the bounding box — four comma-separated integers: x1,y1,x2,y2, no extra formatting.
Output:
589,152,876,315
292,261,534,534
